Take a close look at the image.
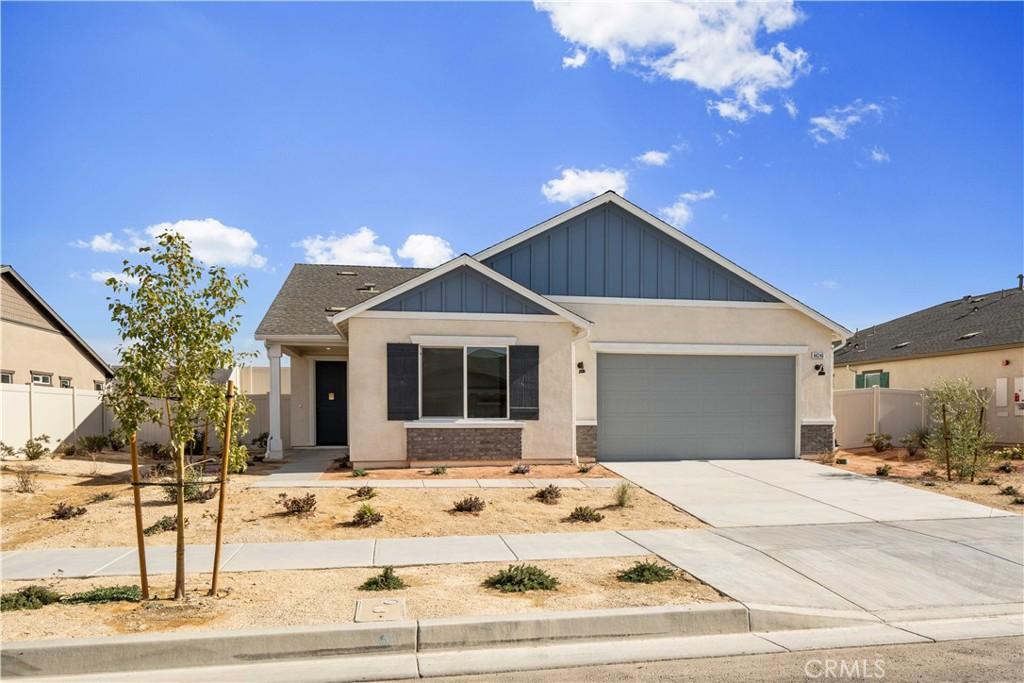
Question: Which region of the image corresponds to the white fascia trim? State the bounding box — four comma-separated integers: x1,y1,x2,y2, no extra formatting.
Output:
589,342,809,356
329,254,592,329
359,311,566,324
550,295,790,310
575,419,598,426
404,419,525,429
254,334,342,344
411,335,516,346
802,418,837,425
473,192,851,339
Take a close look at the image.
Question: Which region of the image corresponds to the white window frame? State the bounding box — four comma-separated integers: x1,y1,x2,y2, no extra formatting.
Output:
94,380,106,391
418,344,511,421
0,370,13,384
31,372,52,386
59,376,72,389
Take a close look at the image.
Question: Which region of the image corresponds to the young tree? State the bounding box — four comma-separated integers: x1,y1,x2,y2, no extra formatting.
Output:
104,232,250,599
924,377,995,481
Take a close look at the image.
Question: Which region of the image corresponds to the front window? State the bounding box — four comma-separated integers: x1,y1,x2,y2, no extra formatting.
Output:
420,346,509,419
59,377,72,389
31,373,52,386
0,371,13,384
858,370,889,388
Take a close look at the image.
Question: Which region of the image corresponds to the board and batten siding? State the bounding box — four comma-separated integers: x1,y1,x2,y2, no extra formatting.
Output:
484,203,778,302
372,265,553,315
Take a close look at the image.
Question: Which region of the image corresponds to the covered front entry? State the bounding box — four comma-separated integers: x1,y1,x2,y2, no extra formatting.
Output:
315,360,348,446
596,354,796,461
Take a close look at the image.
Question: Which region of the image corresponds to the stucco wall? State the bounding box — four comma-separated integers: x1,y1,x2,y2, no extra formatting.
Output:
835,347,1024,444
235,366,292,395
563,301,837,426
346,316,575,464
1,320,109,389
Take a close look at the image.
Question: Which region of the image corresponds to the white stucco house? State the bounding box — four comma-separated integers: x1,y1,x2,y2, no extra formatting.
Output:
255,192,851,468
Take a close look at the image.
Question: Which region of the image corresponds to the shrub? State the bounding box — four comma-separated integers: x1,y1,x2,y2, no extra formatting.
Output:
864,432,892,453
875,464,892,477
996,461,1014,474
252,432,269,450
60,442,79,457
922,469,938,477
51,502,86,520
925,378,996,480
14,470,37,494
923,481,937,487
227,443,249,475
352,503,383,527
613,482,634,507
144,515,186,536
430,466,448,476
835,457,848,465
22,435,52,460
578,464,594,474
0,441,16,459
510,463,531,475
617,560,676,584
140,442,173,460
994,446,1024,461
107,433,126,452
277,493,317,516
998,485,1019,497
1,585,61,611
899,434,921,457
568,506,604,523
354,485,376,500
352,468,368,478
164,465,216,504
62,585,142,605
451,495,486,513
978,478,998,486
89,491,114,503
484,564,559,593
78,435,108,453
360,566,406,591
1011,497,1024,506
534,484,562,504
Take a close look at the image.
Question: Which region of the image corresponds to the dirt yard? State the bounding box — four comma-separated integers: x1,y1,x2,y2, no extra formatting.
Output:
322,463,619,480
1,456,700,550
0,556,725,642
830,448,1024,513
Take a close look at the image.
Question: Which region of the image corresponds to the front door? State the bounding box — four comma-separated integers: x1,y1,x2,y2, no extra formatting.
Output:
315,361,348,445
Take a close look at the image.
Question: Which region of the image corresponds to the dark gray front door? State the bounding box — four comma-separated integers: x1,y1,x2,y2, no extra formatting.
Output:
597,354,795,461
315,361,348,446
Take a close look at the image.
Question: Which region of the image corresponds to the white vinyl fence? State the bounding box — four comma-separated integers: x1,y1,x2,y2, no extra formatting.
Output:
834,387,927,448
0,384,278,451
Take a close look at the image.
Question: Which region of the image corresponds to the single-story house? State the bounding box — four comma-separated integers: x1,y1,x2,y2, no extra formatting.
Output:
834,279,1024,444
1,265,113,390
255,192,851,468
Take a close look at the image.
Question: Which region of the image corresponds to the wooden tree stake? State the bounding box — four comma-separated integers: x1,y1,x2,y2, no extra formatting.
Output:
129,432,149,600
210,380,235,596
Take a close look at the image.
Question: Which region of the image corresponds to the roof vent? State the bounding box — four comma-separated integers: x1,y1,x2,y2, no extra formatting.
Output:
338,270,357,276
892,341,910,349
357,283,378,293
325,306,347,312
958,331,981,340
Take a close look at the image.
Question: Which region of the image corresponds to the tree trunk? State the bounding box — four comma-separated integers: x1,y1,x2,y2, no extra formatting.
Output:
941,404,952,482
129,433,149,600
969,406,985,483
174,441,187,599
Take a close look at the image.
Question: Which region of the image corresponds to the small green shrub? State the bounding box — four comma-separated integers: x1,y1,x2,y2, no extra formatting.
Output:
994,446,1023,460
1,585,61,611
451,495,486,513
277,493,317,516
51,501,86,520
998,485,1019,497
0,441,16,459
864,432,892,453
899,433,922,457
1011,497,1024,506
484,564,559,593
252,432,269,450
352,503,383,527
510,463,531,475
352,468,368,478
568,506,604,523
617,560,676,584
996,461,1014,474
60,442,79,457
78,435,108,453
22,435,52,460
978,477,998,486
62,585,142,605
578,464,594,474
354,485,376,500
164,466,216,504
227,443,249,475
107,433,126,452
835,457,848,465
144,515,186,536
613,482,633,507
360,566,406,591
430,466,448,476
875,464,892,477
534,484,562,504
89,491,115,503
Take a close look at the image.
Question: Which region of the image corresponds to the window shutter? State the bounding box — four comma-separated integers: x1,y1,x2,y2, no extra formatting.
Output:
855,373,865,389
387,343,419,420
509,345,539,420
880,371,890,389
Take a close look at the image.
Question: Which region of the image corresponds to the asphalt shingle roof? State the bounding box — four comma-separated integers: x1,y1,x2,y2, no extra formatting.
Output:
834,286,1024,366
255,264,428,337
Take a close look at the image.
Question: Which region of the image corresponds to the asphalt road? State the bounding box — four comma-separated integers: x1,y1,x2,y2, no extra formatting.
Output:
393,636,1024,683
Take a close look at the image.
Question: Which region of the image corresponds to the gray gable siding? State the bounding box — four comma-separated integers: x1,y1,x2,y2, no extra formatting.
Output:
483,204,779,302
372,266,553,315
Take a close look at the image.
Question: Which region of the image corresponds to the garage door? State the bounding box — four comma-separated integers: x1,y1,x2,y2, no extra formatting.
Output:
597,354,795,460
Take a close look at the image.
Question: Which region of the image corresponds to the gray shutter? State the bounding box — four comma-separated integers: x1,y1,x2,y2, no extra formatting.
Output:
509,345,539,420
387,343,418,420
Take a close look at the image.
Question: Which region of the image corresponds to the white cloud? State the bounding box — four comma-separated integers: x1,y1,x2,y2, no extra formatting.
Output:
535,0,810,121
782,97,798,118
145,218,267,268
90,270,139,285
397,234,455,268
659,188,716,229
562,48,588,68
635,150,670,167
868,146,891,163
72,232,126,253
541,168,628,204
294,227,398,266
809,99,884,144
817,279,840,289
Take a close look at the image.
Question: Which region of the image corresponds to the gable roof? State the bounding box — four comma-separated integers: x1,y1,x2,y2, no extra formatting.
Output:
329,255,592,328
1,265,114,377
255,264,427,338
474,192,851,338
835,286,1024,366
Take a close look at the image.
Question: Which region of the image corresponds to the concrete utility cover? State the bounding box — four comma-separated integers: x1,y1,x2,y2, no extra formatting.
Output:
355,597,406,622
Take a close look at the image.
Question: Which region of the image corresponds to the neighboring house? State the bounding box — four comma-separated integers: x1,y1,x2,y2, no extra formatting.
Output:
256,192,851,467
1,265,112,390
235,366,292,395
834,278,1024,444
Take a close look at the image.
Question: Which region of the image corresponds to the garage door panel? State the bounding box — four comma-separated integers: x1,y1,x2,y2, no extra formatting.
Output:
597,354,795,461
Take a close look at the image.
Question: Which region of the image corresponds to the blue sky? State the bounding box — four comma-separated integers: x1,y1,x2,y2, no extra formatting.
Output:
3,1,1021,363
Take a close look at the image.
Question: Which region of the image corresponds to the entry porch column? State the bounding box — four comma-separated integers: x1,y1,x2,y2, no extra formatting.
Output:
266,342,284,460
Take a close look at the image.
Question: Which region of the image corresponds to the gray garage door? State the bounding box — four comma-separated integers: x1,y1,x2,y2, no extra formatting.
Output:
597,354,795,461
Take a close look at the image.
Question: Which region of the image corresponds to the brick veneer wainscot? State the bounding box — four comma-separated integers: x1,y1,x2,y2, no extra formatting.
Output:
406,428,522,460
800,423,835,454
